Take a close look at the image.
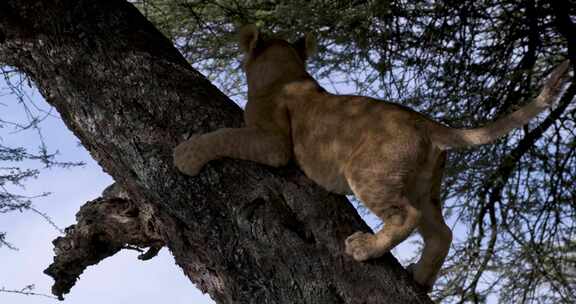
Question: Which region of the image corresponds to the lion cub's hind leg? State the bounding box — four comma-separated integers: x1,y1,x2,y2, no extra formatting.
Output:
344,168,421,261
342,132,427,261
408,200,452,291
345,194,421,262
409,152,452,290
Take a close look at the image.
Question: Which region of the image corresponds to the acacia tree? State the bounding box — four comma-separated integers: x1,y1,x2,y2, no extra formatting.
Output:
0,1,433,303
1,0,575,303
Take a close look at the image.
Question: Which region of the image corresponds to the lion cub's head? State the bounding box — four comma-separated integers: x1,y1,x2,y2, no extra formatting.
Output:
239,24,316,91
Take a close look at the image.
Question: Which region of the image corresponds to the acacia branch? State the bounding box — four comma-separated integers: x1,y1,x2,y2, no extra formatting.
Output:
0,286,58,300
551,1,576,64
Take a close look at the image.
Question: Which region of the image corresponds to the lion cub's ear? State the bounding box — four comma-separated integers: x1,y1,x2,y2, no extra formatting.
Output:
239,24,260,53
293,33,317,61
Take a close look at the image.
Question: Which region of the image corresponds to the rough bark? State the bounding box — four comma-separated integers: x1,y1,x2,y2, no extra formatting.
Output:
0,1,432,303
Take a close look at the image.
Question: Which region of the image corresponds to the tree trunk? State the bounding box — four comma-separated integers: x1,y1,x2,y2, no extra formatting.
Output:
0,1,432,303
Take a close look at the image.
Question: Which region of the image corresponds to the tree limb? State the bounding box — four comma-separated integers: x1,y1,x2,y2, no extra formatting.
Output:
0,1,432,303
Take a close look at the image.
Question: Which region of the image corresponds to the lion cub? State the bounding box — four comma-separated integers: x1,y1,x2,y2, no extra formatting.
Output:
174,25,570,290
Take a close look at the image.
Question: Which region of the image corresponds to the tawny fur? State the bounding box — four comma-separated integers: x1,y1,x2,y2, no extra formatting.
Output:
173,24,571,291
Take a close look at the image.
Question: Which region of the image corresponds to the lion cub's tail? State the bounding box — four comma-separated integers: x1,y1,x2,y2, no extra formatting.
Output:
432,60,571,150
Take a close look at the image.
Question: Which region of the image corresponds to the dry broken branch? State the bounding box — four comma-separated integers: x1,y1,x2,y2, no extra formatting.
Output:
44,187,165,300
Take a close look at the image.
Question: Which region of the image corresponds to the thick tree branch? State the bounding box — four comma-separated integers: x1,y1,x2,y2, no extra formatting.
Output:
0,1,432,303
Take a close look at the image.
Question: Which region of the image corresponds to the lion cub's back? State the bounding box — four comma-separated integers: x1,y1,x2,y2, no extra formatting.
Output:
288,94,434,194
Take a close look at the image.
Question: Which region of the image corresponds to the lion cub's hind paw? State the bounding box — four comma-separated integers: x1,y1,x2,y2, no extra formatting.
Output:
345,231,381,261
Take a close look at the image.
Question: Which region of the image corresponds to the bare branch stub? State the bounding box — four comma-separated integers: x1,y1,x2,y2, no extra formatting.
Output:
44,191,165,300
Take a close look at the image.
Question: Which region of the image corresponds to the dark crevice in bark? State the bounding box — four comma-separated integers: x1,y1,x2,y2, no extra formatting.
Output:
329,283,348,304
277,196,317,245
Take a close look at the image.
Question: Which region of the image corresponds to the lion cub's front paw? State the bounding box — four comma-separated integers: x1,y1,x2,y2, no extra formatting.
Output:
345,231,381,261
173,136,208,176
